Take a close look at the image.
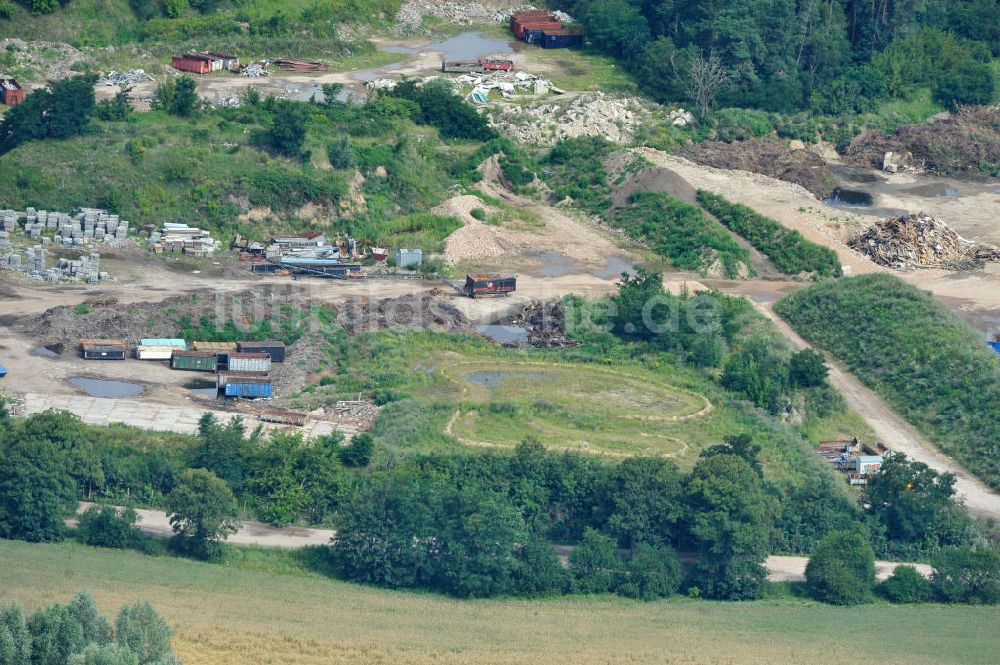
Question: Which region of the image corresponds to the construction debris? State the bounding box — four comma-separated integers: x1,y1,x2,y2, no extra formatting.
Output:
149,223,220,257
1,244,109,283
241,61,269,78
461,69,558,102
395,2,538,32
509,299,575,347
849,212,1000,271
98,70,154,87
490,92,648,146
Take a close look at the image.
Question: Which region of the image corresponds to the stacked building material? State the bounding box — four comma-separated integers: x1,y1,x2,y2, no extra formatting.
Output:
0,207,130,248
151,223,219,256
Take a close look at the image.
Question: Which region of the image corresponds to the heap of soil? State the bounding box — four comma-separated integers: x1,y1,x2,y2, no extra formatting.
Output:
677,139,838,198
849,212,1000,271
612,166,697,207
845,106,1000,177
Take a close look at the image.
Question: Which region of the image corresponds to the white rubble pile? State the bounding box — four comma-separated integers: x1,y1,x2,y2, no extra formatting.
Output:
461,70,556,102
395,2,539,32
242,61,269,78
668,108,695,127
99,69,154,87
491,93,649,146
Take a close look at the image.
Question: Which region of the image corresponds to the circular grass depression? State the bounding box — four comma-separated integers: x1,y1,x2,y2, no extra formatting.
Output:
441,361,711,457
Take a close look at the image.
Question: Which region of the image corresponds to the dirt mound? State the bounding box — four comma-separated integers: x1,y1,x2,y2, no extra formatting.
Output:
337,291,473,335
509,299,575,347
845,106,1000,177
677,139,838,199
849,212,1000,271
613,166,697,207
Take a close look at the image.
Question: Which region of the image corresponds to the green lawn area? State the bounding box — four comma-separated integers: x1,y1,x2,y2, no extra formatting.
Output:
2,539,998,665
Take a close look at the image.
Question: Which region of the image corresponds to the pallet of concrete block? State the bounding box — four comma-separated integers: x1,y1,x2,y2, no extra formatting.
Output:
136,338,186,360
80,338,127,360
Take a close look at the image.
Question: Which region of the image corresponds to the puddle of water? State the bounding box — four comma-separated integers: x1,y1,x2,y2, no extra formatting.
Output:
595,255,636,279
351,62,405,82
536,250,580,278
186,379,218,398
476,325,529,344
904,183,959,197
68,376,143,398
467,370,553,388
420,32,513,61
824,188,874,207
33,345,60,358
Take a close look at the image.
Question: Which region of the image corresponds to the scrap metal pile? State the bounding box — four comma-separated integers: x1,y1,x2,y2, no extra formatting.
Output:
510,299,575,348
273,59,327,72
849,212,1000,271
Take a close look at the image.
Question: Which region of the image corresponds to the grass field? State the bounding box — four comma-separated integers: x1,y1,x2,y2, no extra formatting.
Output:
2,539,998,665
443,360,710,456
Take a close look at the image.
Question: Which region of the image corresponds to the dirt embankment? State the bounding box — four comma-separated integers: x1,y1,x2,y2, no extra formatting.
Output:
846,106,1000,177
336,290,473,335
678,139,839,199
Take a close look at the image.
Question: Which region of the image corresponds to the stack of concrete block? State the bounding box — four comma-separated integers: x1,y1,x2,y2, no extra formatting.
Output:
0,207,131,247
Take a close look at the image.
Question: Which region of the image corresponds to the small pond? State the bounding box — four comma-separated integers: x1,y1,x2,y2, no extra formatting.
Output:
67,377,143,398
824,188,874,207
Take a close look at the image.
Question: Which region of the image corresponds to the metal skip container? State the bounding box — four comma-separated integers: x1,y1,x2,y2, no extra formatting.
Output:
171,350,218,371
227,352,271,373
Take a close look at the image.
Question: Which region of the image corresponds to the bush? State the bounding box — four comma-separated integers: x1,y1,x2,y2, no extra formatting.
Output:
878,565,933,603
621,544,683,600
469,207,487,221
611,192,752,278
931,547,1000,604
806,531,876,605
327,136,353,169
386,79,494,141
789,349,828,387
932,60,997,110
569,528,620,594
338,433,373,468
77,505,141,549
696,190,841,277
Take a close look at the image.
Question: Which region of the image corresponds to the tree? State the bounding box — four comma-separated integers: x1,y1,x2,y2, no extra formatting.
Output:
68,643,140,665
192,414,251,494
115,602,172,665
265,100,309,156
931,547,1000,604
165,469,239,557
338,433,373,468
933,59,996,110
387,78,494,141
606,457,684,548
0,436,76,542
69,592,112,646
170,76,198,117
569,528,620,594
878,565,933,603
685,454,771,600
720,335,790,412
864,453,972,555
511,536,572,596
789,349,828,387
77,505,141,549
805,530,876,605
700,433,762,477
673,51,735,117
28,603,86,665
326,135,353,169
0,75,97,155
0,602,31,665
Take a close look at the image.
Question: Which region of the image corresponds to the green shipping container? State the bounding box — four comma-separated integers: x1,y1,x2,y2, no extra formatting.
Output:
171,351,217,372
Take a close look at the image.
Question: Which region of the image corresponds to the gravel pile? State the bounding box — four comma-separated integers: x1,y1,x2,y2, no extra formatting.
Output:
491,93,649,147
98,70,153,87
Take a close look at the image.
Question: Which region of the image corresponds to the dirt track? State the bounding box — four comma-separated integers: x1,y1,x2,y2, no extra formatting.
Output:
756,300,1000,518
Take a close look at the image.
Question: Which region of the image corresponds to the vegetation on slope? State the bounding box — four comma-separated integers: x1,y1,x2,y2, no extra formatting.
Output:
775,273,1000,489
696,190,842,277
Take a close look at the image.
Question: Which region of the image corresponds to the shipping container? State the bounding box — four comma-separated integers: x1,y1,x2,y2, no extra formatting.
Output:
541,29,585,48
516,20,562,40
464,274,517,298
227,352,272,373
395,248,423,268
0,364,7,378
171,350,218,372
220,375,272,398
80,338,127,360
136,346,177,361
990,341,1000,354
139,338,186,350
216,370,269,389
237,340,286,362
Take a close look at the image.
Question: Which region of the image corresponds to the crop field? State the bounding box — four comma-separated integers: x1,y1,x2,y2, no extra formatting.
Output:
2,540,998,665
442,360,711,457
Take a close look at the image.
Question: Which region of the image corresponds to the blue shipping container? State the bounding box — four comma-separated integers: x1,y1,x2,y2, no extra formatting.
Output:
139,338,186,349
523,28,545,44
0,364,7,378
989,341,1000,354
224,382,272,398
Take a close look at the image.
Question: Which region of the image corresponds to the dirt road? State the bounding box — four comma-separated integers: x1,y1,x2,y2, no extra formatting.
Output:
74,502,930,581
755,301,1000,518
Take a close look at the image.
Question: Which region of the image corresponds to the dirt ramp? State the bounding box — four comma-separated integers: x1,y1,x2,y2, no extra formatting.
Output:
613,166,697,207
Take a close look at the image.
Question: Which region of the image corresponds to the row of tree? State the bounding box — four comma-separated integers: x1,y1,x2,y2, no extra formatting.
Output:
0,591,178,665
